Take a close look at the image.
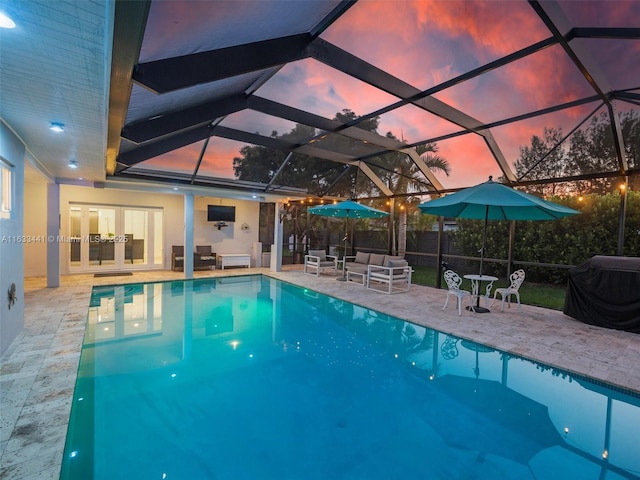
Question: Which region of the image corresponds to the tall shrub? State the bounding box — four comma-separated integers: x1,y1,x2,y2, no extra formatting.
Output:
452,191,639,284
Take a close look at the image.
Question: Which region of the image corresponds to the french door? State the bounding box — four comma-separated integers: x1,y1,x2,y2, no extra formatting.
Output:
68,204,163,272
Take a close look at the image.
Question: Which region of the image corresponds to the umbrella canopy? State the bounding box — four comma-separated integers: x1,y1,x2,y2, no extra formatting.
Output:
430,375,563,465
418,176,580,221
308,200,389,219
418,177,580,304
309,200,388,280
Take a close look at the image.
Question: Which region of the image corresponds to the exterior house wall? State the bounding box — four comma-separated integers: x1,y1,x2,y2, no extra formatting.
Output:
24,181,47,277
0,123,26,355
22,185,262,276
193,196,260,261
58,185,184,274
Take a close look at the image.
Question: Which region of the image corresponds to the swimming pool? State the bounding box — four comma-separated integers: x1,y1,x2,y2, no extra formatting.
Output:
61,275,640,479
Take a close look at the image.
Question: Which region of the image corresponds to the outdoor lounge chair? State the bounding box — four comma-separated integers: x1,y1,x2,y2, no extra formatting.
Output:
491,269,525,311
367,259,413,294
304,249,338,276
443,270,472,315
195,245,217,270
171,245,184,271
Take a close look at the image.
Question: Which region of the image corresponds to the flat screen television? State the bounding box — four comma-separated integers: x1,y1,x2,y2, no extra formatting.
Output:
207,205,236,223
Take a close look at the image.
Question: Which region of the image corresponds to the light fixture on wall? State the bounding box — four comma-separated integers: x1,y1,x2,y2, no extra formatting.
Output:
7,283,16,309
279,204,293,223
0,11,15,29
68,160,78,169
50,122,65,133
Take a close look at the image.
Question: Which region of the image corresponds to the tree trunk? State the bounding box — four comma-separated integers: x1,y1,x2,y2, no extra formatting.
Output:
398,209,407,256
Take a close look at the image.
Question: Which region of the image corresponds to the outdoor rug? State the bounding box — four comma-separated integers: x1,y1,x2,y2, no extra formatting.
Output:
94,272,134,278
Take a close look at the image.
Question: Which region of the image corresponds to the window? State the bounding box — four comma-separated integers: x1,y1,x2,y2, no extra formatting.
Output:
0,160,12,219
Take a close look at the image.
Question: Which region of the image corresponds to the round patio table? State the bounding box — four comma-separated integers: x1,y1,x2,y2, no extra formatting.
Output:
464,274,498,313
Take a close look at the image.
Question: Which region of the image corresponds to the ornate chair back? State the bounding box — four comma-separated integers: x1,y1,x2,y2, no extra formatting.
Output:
509,269,526,291
444,270,464,291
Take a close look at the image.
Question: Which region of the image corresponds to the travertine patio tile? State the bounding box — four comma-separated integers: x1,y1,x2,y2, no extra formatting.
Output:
0,450,62,480
0,407,20,442
2,268,639,480
1,385,31,411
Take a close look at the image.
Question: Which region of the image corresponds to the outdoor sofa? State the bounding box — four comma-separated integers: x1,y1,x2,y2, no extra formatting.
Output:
345,251,413,293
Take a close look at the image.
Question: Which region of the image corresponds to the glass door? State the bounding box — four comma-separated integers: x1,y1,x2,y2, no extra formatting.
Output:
90,207,117,267
124,209,148,265
68,204,163,272
69,206,82,268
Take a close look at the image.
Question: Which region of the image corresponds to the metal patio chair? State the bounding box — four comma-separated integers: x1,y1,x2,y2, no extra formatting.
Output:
491,269,526,311
443,270,471,315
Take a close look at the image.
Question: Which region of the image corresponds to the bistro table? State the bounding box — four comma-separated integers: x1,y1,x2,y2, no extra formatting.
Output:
463,274,498,313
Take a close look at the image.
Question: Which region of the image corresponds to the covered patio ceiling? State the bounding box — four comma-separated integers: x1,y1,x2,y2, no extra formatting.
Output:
107,1,640,199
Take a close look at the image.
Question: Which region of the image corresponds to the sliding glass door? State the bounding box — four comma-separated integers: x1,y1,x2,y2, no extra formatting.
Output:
68,204,163,272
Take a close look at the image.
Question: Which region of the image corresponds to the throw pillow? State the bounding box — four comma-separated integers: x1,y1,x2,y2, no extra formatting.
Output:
354,251,370,264
387,259,408,268
383,255,404,266
308,250,326,261
369,253,386,265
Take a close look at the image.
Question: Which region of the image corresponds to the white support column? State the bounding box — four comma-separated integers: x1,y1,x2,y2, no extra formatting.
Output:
46,183,60,288
182,281,193,360
184,193,194,278
270,202,284,272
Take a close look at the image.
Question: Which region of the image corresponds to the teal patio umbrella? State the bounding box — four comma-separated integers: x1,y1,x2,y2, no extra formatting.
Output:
309,200,389,219
309,200,389,280
419,176,580,291
418,177,580,221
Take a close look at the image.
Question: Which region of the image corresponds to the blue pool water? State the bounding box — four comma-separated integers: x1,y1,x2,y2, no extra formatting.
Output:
61,275,640,479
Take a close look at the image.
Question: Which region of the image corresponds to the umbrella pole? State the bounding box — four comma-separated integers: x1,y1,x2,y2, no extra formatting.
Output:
479,205,488,278
337,217,349,281
338,233,348,281
467,206,491,313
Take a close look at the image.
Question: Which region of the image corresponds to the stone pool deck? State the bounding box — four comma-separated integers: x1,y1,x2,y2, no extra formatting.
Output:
1,267,639,478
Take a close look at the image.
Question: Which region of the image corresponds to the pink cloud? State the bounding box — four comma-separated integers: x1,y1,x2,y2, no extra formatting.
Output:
137,0,639,190
316,0,635,187
138,140,239,179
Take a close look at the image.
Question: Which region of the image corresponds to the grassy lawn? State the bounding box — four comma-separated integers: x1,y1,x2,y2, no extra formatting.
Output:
411,266,567,311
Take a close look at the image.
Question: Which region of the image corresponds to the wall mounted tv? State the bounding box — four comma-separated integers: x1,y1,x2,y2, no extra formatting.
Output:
207,205,236,223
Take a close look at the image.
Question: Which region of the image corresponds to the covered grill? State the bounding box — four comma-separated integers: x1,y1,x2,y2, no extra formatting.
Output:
564,256,640,333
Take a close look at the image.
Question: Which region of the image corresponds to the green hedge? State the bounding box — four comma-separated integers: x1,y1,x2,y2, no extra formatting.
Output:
453,191,639,284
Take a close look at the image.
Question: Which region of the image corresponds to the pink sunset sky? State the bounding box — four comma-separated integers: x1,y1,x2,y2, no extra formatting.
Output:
138,0,640,191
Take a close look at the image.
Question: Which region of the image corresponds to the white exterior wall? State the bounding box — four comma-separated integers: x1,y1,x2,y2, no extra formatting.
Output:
58,185,185,274
0,123,26,355
22,185,262,276
23,181,47,277
193,196,260,259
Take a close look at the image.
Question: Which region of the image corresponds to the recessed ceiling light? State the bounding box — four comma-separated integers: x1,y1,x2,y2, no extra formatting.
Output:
172,187,178,191
68,160,78,169
0,12,15,29
50,122,64,133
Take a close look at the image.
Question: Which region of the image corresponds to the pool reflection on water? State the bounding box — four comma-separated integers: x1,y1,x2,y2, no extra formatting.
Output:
61,275,640,480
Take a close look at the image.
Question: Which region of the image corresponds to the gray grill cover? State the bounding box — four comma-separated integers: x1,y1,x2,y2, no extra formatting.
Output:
563,256,640,333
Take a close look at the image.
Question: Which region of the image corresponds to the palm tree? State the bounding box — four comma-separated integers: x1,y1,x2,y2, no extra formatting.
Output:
380,140,450,255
